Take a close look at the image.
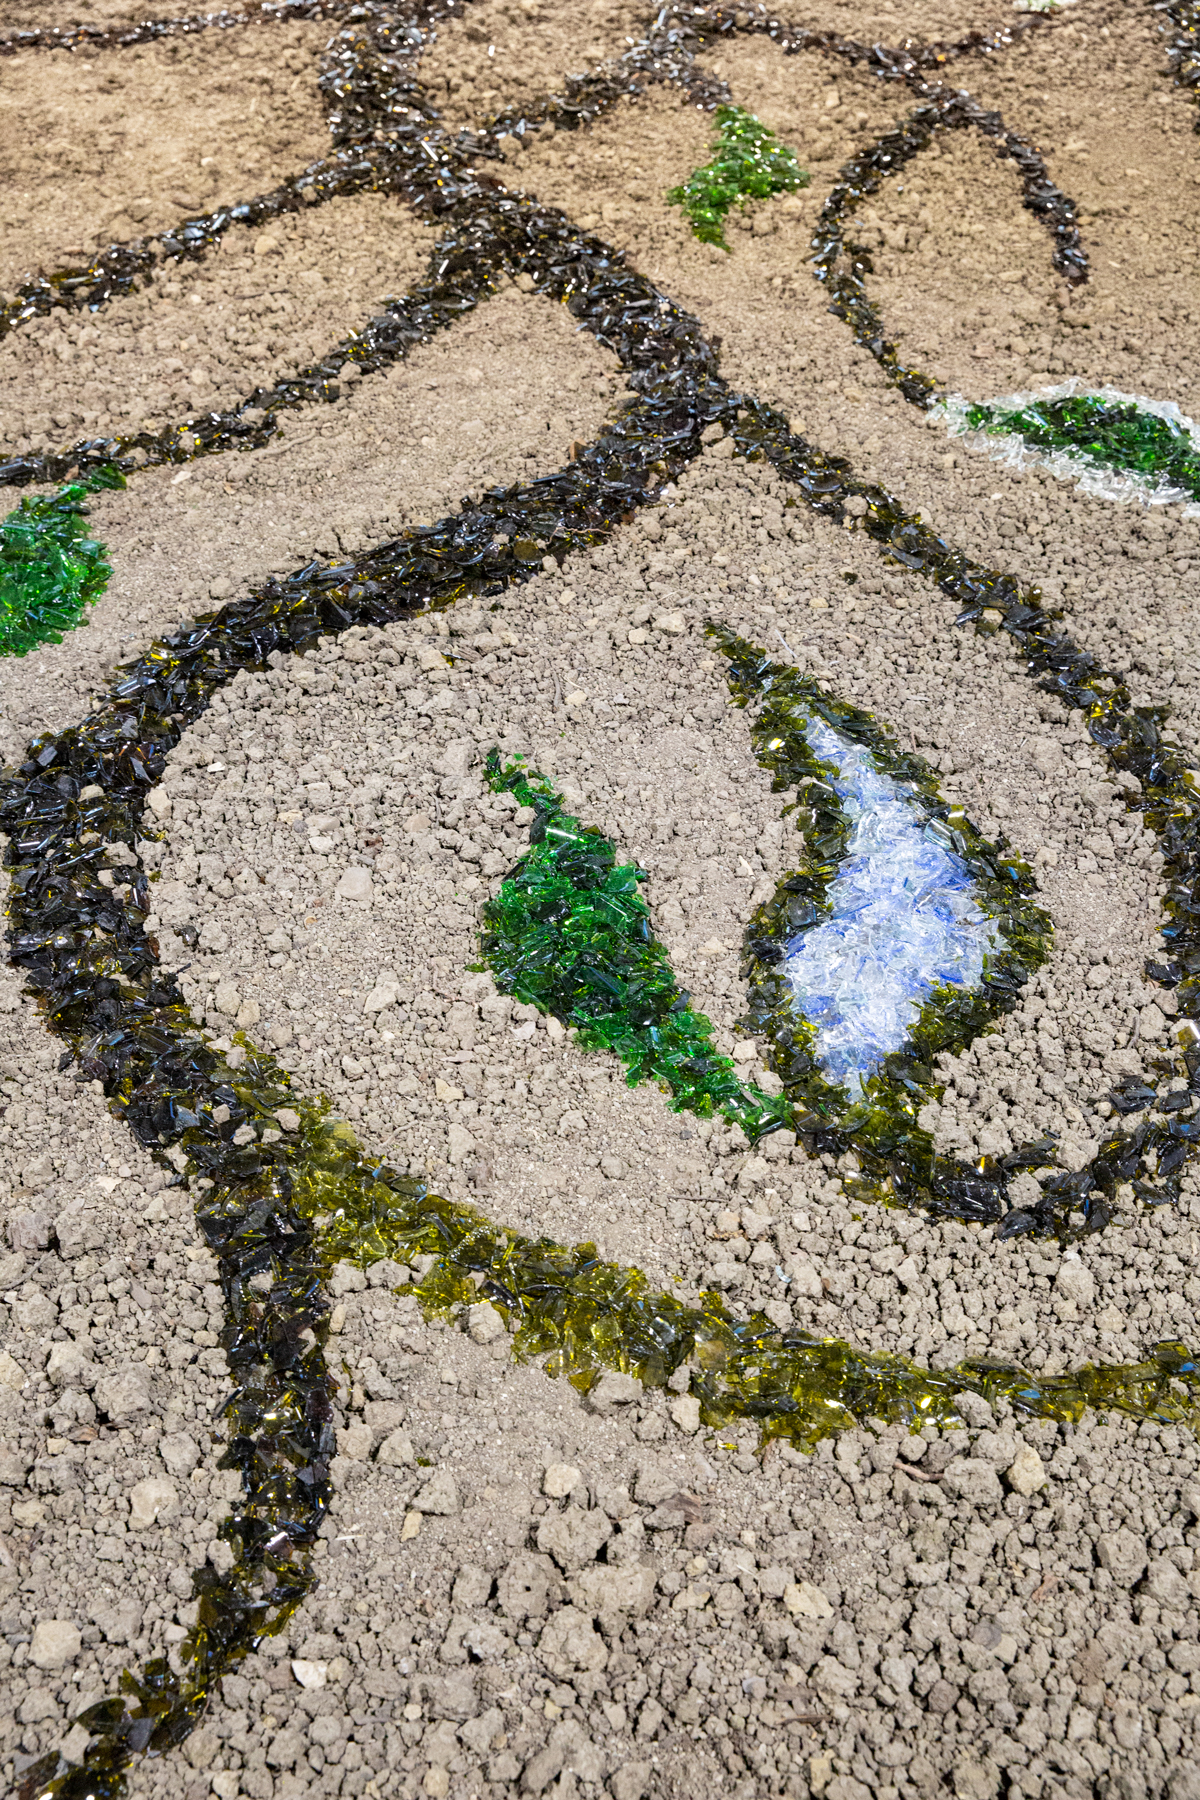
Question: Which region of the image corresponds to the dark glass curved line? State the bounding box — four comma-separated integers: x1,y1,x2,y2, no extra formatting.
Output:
639,5,1088,407
0,0,367,58
811,92,1086,408
479,0,1060,146
0,4,512,483
0,4,731,489
675,0,1054,81
0,0,647,485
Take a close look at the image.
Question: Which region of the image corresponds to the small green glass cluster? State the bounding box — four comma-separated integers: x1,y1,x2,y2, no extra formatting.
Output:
667,104,809,250
0,466,124,657
479,751,789,1139
964,394,1200,503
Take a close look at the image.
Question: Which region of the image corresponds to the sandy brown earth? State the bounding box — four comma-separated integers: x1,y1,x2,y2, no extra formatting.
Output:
421,0,651,129
0,13,332,290
3,4,1200,1800
0,0,177,27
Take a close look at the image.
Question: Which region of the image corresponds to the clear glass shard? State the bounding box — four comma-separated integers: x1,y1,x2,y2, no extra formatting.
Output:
784,712,1002,1096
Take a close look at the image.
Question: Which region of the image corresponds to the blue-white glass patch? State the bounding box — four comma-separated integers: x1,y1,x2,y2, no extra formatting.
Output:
784,712,1002,1096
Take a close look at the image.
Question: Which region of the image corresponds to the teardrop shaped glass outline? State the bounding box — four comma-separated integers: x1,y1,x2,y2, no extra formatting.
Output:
715,627,1054,1226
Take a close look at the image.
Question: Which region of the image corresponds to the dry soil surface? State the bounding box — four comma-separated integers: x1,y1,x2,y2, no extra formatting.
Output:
2,5,1200,1800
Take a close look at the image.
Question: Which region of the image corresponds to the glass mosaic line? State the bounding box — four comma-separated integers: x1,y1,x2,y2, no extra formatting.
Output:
2,7,1198,1792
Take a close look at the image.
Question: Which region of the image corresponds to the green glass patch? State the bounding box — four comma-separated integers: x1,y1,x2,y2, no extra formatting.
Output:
479,749,790,1139
667,104,809,250
963,393,1200,504
0,464,125,657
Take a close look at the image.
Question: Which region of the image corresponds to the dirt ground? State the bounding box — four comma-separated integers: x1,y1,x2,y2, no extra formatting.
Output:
0,13,332,290
2,4,1200,1800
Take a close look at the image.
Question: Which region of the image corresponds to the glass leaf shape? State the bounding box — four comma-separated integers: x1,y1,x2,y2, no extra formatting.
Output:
0,465,124,657
478,748,790,1141
937,382,1200,515
666,104,810,250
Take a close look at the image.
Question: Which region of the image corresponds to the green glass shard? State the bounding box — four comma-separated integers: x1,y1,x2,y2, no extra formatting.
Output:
479,749,790,1139
0,464,125,657
963,393,1200,503
667,104,809,250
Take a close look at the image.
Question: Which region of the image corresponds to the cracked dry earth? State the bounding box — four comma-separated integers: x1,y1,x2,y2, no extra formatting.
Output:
2,3,1200,1800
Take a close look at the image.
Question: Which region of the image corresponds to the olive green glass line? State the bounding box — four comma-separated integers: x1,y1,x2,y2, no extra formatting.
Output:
667,103,810,250
296,1104,1200,1450
964,394,1200,502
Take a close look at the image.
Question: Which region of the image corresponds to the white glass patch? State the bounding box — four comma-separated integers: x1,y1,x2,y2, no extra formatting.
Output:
783,712,1002,1096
